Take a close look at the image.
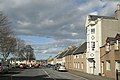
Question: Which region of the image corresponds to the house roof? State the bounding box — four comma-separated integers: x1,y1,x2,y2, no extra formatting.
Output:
115,33,120,40
106,37,115,45
57,50,68,59
88,15,116,21
63,47,77,57
73,42,87,55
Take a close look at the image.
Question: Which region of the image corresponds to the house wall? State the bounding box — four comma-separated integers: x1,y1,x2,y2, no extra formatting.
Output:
100,43,120,79
86,14,120,75
101,19,118,45
65,55,73,69
62,57,65,66
53,57,57,64
72,53,86,72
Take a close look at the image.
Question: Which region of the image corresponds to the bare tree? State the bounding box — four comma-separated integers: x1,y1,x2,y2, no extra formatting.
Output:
25,45,35,62
1,37,17,60
0,11,16,60
16,38,25,56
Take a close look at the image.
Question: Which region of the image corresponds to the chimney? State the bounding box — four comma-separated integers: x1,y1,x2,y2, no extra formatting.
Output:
115,4,120,19
117,4,120,11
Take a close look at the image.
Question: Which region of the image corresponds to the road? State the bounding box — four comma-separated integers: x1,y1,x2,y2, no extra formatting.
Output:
0,68,88,80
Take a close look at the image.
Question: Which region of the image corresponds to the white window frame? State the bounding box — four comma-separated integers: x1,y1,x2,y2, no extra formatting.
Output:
115,40,119,50
81,62,83,69
116,61,120,71
106,60,111,71
106,43,110,52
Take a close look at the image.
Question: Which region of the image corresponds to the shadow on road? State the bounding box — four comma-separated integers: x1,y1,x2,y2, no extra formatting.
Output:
0,75,72,80
0,68,24,75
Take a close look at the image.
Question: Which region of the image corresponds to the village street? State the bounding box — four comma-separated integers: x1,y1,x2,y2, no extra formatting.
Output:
0,68,88,80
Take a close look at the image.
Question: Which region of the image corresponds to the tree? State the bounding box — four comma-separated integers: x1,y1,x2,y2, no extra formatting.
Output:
0,11,16,60
16,38,26,60
2,37,17,60
25,45,35,62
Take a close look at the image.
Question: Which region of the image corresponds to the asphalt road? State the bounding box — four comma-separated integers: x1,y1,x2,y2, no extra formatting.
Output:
0,68,88,80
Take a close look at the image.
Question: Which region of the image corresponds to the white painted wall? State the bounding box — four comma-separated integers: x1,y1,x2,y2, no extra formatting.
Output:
86,17,101,75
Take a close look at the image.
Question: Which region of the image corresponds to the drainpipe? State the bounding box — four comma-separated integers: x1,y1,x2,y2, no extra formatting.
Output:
93,60,95,75
116,69,119,80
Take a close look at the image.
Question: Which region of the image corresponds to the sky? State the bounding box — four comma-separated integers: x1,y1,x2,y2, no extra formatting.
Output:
0,0,120,60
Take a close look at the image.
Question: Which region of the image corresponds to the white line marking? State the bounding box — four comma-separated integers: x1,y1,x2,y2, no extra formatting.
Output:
42,68,56,80
42,68,50,77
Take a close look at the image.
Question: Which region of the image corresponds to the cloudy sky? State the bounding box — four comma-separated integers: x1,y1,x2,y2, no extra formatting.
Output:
0,0,120,59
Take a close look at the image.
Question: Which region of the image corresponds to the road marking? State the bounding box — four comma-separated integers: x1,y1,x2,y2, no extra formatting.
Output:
42,68,56,80
42,68,50,77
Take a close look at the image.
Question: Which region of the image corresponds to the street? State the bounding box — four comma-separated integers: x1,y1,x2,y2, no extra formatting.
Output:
0,68,88,80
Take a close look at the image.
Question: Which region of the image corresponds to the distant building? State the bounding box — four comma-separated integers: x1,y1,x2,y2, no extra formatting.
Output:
85,4,120,75
65,47,77,69
57,50,67,65
47,56,53,64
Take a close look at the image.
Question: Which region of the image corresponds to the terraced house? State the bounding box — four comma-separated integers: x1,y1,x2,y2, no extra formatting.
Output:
65,46,77,69
72,42,87,72
100,33,120,79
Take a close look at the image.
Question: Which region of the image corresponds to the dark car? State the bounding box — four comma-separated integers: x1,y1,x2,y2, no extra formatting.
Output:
54,63,62,70
0,61,9,73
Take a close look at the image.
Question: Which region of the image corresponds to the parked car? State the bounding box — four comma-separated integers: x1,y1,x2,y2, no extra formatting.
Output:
34,63,40,68
19,64,28,69
58,65,67,72
0,61,9,73
54,63,62,70
46,64,52,68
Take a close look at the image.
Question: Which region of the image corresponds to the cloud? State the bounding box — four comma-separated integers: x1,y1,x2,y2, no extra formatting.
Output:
0,0,120,59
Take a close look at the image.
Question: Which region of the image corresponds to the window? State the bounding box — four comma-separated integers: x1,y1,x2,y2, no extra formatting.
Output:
116,61,120,71
91,42,95,51
101,62,104,74
81,62,83,69
106,60,111,70
115,40,119,50
91,28,95,34
106,43,110,52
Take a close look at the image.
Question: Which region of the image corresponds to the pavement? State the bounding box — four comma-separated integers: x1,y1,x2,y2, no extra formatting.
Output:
68,69,115,80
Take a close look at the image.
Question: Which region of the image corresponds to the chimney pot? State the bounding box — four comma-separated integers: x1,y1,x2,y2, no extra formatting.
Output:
117,4,120,11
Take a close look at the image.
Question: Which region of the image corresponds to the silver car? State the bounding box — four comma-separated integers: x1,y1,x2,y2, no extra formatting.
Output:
58,65,67,71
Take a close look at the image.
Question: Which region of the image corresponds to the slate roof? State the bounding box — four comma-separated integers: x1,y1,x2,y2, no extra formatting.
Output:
57,50,68,59
116,33,120,38
106,37,115,45
73,42,87,55
88,15,116,21
63,47,77,57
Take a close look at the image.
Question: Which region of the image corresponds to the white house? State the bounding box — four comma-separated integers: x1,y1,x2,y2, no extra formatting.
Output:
85,4,120,75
